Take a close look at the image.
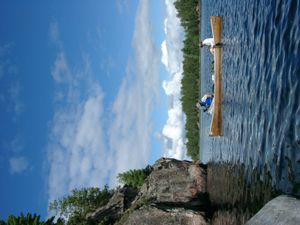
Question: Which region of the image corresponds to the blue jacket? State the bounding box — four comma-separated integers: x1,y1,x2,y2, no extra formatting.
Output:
200,96,213,109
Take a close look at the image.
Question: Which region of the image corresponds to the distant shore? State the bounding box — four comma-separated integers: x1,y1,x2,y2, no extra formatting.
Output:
174,0,201,160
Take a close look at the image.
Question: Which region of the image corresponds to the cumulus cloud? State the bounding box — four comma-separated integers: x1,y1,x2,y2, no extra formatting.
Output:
47,54,111,210
161,40,168,69
9,156,29,174
161,1,184,75
47,22,109,205
47,83,107,201
108,0,160,186
47,0,160,208
160,0,187,159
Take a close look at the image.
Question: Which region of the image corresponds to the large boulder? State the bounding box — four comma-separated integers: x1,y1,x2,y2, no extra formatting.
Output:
88,158,210,225
245,195,300,225
123,206,209,225
139,158,208,209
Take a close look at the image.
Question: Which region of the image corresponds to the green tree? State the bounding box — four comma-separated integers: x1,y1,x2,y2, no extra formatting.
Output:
174,0,201,160
49,186,113,225
1,213,64,225
117,168,151,188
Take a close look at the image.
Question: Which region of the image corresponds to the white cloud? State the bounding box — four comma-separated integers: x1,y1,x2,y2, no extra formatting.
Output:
162,0,184,75
160,0,187,160
47,0,161,210
161,40,168,69
47,23,109,206
108,0,160,186
47,84,107,202
9,156,29,174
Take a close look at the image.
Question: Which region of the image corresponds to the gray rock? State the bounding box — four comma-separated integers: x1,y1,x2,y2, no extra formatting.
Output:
123,206,209,225
139,158,208,209
86,186,138,223
88,158,210,225
245,195,300,225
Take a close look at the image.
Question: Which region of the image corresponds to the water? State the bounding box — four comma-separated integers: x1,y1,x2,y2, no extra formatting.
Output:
200,0,300,218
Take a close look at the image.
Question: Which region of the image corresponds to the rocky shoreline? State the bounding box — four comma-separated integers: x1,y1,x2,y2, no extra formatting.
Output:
86,158,299,225
87,158,209,224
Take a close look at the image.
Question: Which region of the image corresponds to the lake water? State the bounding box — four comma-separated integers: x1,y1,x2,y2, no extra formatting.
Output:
200,0,300,221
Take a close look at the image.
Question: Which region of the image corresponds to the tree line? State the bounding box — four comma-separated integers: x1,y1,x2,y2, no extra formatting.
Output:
1,169,149,225
174,0,201,160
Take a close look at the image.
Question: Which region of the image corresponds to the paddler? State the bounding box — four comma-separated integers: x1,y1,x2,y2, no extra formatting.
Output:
196,94,214,112
200,38,222,54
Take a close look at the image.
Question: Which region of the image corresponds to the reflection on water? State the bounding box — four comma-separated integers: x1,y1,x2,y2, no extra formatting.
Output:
207,163,280,225
200,0,300,223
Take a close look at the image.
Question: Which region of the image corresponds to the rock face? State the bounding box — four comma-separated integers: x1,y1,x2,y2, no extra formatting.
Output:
86,186,138,223
245,195,300,225
88,158,209,225
123,158,209,225
123,206,208,225
139,158,208,209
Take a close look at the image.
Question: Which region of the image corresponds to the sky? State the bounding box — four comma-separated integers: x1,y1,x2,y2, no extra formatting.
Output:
0,0,187,220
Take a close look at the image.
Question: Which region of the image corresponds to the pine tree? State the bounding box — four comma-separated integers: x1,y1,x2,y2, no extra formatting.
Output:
117,168,151,188
174,0,201,160
49,186,113,225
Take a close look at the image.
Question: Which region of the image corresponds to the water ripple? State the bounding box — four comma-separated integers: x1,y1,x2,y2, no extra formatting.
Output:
200,0,300,196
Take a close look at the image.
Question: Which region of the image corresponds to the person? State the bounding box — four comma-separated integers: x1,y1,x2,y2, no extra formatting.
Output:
200,38,215,54
200,38,215,47
196,94,214,112
200,38,222,54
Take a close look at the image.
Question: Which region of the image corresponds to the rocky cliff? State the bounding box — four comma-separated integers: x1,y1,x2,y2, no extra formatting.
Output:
87,158,210,225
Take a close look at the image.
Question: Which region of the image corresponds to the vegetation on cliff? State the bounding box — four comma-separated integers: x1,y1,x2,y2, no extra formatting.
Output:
174,0,201,160
46,168,151,225
49,187,113,225
117,167,151,189
0,213,64,225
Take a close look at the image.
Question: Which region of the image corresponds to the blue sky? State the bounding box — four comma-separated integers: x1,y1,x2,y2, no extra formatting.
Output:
0,0,186,220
